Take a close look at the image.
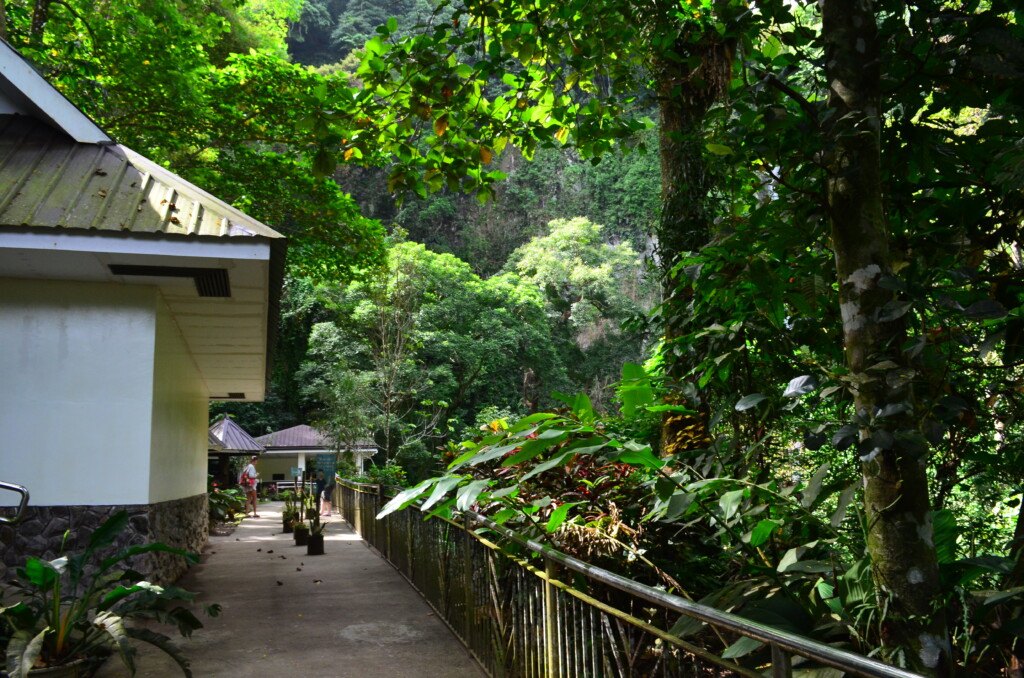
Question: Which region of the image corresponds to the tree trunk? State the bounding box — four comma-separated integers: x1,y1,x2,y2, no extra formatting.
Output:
821,0,950,674
654,39,732,457
30,0,48,40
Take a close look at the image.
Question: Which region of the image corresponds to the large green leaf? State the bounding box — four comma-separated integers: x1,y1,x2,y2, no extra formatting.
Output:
420,476,464,513
719,489,745,520
838,557,874,609
125,627,193,678
931,509,958,564
610,445,664,470
377,478,438,519
502,435,566,466
722,635,763,659
546,502,583,533
87,511,130,553
799,463,830,508
749,519,780,547
94,611,136,674
735,393,768,411
519,449,576,481
829,483,859,528
777,542,818,573
448,441,522,470
6,629,46,678
455,479,491,511
22,558,61,590
618,362,654,417
783,375,819,398
99,544,196,577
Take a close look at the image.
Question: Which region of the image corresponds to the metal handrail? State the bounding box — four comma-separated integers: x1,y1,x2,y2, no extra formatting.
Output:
338,479,924,678
465,509,923,678
0,481,30,525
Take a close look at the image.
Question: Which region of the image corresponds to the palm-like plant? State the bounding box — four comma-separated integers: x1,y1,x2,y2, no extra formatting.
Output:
0,511,217,677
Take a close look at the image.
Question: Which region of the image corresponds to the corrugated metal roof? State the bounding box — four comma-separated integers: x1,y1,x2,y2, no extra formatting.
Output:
208,430,224,450
0,115,284,239
209,416,265,453
0,38,111,144
255,424,333,449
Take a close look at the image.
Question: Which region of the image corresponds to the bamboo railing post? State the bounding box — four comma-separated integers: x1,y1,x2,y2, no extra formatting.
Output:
544,558,557,678
772,643,793,678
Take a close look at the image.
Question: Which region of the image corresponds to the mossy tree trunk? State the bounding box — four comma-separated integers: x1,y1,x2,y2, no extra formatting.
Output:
822,0,950,674
655,39,732,456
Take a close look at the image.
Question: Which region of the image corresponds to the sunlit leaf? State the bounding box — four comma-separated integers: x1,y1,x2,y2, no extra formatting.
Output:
735,393,768,411
719,489,745,520
783,375,818,398
546,502,583,533
749,519,780,547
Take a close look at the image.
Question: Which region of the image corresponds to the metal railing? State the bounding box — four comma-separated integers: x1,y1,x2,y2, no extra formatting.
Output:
0,481,30,524
336,479,924,678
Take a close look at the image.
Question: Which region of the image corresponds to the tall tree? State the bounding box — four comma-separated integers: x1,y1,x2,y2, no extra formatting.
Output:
5,0,385,278
821,0,948,672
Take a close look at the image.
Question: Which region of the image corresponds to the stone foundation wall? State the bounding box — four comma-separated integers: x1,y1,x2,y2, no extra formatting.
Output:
0,493,208,585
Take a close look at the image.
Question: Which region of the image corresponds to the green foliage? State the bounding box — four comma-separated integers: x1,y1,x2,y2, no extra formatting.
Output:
4,0,386,279
0,513,215,677
207,488,246,524
297,238,573,460
362,462,410,488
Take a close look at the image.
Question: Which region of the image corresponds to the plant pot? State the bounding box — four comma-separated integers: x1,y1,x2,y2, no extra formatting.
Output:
282,521,294,534
294,530,309,546
306,534,324,556
29,658,87,677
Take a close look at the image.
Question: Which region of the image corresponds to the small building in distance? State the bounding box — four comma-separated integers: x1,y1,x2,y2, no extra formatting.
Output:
254,424,376,488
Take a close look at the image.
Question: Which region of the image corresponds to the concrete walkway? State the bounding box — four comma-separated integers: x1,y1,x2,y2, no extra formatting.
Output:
95,502,486,678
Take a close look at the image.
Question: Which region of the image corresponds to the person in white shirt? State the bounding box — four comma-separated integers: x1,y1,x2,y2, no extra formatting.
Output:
239,455,260,518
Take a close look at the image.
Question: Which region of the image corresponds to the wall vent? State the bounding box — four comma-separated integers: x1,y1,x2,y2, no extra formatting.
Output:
108,265,231,297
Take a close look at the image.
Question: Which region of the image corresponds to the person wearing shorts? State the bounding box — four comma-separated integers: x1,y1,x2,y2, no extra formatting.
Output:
239,455,260,518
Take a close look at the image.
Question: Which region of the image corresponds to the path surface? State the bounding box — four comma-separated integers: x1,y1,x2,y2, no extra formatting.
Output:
95,502,486,678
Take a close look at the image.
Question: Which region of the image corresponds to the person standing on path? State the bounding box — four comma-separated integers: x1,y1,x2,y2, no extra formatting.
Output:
239,455,260,518
320,471,334,517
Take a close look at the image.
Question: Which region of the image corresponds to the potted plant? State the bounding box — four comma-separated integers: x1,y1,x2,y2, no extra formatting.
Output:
306,516,326,556
281,507,299,534
292,521,309,546
0,511,216,678
281,492,298,534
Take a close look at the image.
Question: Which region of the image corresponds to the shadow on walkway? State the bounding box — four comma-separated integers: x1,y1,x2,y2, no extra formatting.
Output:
95,502,486,678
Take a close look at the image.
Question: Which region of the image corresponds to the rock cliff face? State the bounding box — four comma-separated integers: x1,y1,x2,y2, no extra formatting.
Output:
0,494,208,585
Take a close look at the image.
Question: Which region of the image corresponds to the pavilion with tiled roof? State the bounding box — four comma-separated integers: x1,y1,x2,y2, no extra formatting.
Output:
255,424,376,485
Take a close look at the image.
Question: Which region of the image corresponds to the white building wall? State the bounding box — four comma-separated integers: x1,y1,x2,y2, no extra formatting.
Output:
148,298,207,503
0,279,155,506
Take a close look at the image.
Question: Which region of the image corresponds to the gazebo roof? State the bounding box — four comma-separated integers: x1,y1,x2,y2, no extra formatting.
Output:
208,430,224,451
209,416,264,454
